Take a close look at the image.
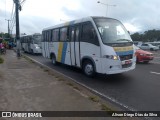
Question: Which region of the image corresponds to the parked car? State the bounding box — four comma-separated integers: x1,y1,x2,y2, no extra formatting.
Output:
135,46,154,63
138,43,159,51
149,42,160,49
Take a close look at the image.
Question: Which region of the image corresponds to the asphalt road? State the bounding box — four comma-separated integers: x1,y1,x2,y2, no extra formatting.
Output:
24,52,160,112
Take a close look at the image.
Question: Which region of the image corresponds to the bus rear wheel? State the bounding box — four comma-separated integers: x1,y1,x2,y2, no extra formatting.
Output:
83,60,95,77
51,54,57,65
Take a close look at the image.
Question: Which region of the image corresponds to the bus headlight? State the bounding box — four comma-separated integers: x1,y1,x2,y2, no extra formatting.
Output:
103,55,119,60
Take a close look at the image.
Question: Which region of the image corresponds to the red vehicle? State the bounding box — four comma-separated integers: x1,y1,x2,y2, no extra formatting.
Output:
135,46,154,63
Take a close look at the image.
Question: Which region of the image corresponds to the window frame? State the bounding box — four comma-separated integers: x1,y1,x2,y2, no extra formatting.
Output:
60,27,68,42
81,21,99,46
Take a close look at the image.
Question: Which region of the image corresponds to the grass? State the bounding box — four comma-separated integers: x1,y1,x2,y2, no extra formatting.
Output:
44,69,49,72
57,78,64,81
89,96,99,103
67,83,74,86
101,103,113,111
73,86,81,91
66,82,81,91
0,57,4,64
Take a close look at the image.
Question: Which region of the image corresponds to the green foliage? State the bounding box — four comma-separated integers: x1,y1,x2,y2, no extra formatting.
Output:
0,33,11,41
131,29,160,42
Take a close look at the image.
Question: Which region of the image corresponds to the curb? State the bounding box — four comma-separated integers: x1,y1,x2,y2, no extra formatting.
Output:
22,54,123,111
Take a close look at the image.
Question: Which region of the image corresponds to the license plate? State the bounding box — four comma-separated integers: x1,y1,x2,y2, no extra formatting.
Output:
125,60,132,64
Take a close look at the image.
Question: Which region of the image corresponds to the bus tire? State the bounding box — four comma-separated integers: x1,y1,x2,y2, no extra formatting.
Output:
82,60,95,77
150,48,153,51
31,49,34,55
51,54,57,65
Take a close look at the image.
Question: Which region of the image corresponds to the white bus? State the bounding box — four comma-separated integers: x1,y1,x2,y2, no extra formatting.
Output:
42,16,136,77
21,33,42,54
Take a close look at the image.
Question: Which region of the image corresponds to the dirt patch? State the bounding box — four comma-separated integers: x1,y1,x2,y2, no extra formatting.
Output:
0,56,4,64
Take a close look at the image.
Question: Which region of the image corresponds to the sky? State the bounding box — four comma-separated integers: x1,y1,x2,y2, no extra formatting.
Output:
0,0,160,35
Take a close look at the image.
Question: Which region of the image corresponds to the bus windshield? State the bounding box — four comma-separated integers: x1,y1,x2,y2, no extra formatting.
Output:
94,18,132,44
33,35,42,44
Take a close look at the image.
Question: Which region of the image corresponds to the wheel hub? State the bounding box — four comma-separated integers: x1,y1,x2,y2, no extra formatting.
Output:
85,64,93,75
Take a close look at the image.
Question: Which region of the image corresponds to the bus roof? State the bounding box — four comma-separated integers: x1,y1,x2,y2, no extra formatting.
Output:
42,16,117,31
20,33,41,37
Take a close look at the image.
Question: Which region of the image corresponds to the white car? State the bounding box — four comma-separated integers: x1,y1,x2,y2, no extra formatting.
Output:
138,43,159,51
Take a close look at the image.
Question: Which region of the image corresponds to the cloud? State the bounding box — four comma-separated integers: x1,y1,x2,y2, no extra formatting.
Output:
1,0,160,34
19,15,57,34
109,0,160,32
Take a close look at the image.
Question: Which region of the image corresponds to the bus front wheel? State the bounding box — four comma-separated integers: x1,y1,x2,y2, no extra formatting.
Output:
31,49,34,54
83,60,95,77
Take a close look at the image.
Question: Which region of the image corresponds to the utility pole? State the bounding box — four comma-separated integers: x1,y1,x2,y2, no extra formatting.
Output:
5,19,11,37
97,1,116,17
13,0,21,57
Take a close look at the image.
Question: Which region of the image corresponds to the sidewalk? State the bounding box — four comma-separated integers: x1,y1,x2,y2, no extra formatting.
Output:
0,50,120,120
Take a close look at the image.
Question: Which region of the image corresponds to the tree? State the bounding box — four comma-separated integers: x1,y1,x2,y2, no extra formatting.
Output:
0,33,11,38
131,29,160,42
131,32,143,41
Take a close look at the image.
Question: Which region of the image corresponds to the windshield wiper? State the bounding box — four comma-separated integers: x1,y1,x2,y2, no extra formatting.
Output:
116,39,131,42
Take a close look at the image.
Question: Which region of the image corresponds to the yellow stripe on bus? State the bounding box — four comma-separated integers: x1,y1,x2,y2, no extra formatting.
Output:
57,42,63,62
113,46,133,52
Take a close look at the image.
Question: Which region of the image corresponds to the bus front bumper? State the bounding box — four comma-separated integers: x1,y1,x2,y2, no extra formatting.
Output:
105,62,136,75
100,59,136,75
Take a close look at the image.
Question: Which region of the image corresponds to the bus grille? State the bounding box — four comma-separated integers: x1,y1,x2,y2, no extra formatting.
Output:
119,54,133,61
122,63,132,68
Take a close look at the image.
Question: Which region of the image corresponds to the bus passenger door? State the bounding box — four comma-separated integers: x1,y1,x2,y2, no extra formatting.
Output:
70,25,80,67
42,31,47,58
45,31,49,58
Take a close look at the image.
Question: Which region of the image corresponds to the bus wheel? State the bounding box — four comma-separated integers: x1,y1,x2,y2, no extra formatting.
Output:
150,48,153,51
31,50,34,54
51,54,57,65
83,60,95,77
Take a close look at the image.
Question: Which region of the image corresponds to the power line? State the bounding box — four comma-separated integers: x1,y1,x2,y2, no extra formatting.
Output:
10,0,26,34
10,1,16,34
20,0,26,5
10,12,16,34
10,2,15,21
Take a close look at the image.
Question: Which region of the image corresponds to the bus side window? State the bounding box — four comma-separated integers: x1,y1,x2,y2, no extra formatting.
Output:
44,32,46,42
49,30,52,42
30,36,33,43
82,22,99,46
75,26,80,42
60,27,68,42
70,27,74,42
69,25,80,42
46,31,49,42
52,29,59,42
42,32,45,42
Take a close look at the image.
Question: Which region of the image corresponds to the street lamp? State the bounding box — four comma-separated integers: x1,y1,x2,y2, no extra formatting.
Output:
5,19,11,36
97,1,116,17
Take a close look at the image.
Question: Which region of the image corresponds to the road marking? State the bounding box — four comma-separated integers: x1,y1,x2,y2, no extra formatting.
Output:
23,54,151,120
150,71,160,75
